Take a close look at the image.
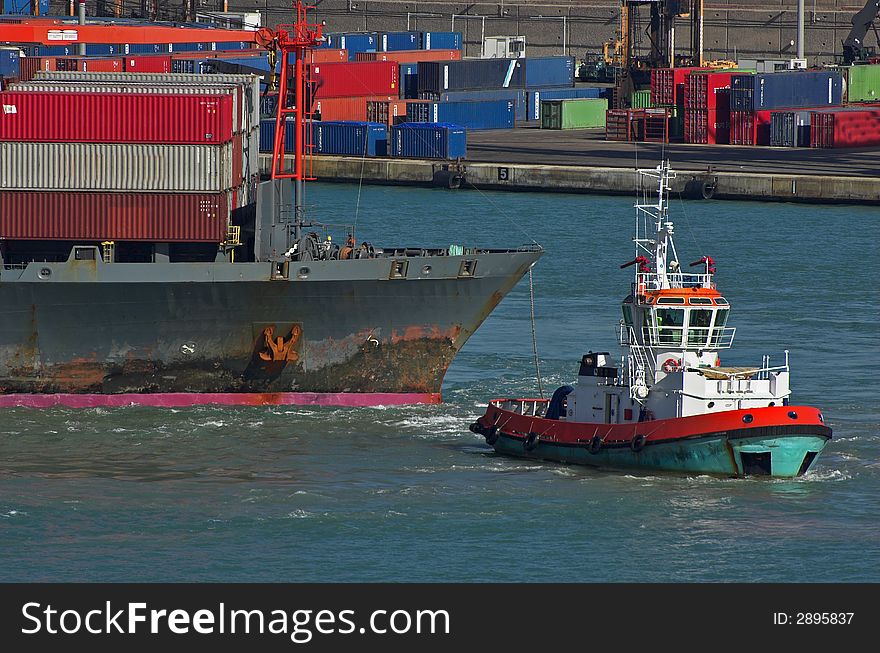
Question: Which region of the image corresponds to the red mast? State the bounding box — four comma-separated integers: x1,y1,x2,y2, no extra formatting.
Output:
261,2,324,245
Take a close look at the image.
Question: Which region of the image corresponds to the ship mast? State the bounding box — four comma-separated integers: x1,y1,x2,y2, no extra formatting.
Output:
268,1,323,249
632,161,680,291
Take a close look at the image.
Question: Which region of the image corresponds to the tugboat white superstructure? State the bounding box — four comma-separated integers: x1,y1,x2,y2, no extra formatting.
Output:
470,162,831,477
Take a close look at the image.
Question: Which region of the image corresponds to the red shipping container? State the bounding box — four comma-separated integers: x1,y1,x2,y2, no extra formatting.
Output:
306,49,349,63
309,61,398,99
366,99,412,126
684,108,730,144
651,67,711,106
730,109,773,145
0,91,235,144
313,95,397,121
57,57,124,73
684,72,734,111
123,55,172,73
0,191,229,242
354,49,462,63
18,56,56,82
810,108,880,148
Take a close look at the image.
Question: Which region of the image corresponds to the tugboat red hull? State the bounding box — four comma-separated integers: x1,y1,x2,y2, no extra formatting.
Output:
471,402,831,477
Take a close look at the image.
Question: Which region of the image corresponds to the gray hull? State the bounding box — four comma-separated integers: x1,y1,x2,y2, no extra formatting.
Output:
0,248,541,402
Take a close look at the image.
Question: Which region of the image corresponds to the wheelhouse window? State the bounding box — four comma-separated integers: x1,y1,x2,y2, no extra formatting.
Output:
687,309,713,347
653,308,684,345
622,305,634,328
710,308,730,347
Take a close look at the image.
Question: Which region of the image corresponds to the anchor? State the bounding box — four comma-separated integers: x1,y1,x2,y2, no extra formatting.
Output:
259,325,302,362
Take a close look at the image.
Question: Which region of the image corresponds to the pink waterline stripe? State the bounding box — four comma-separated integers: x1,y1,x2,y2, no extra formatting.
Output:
0,392,442,408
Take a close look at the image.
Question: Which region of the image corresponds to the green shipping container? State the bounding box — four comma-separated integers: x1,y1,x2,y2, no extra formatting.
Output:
540,98,608,129
847,63,880,102
631,89,652,108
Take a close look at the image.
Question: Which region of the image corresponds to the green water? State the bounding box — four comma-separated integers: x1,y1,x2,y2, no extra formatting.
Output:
1,183,876,582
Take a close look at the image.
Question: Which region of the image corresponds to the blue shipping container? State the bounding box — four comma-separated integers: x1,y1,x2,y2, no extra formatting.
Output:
3,0,48,14
526,87,603,121
418,59,526,93
0,48,20,79
400,62,419,100
407,100,515,130
312,121,387,156
423,32,462,50
85,44,121,56
259,118,297,152
329,33,379,60
381,31,421,51
391,123,466,159
126,43,169,55
215,42,253,51
731,71,843,111
425,89,527,122
524,56,575,89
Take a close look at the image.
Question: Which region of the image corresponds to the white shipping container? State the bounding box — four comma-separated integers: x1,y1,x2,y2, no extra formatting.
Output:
0,141,237,193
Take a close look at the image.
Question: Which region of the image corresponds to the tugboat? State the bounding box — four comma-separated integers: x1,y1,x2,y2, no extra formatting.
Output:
469,162,831,477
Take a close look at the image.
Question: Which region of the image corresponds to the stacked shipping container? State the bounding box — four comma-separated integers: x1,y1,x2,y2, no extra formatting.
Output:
0,72,260,243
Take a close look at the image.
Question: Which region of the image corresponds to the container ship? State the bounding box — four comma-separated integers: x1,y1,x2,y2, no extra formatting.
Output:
0,9,542,408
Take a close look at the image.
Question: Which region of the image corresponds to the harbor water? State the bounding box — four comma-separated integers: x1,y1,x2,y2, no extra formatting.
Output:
1,182,876,582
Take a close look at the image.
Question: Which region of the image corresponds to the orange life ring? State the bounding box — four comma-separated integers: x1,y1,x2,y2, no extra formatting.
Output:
662,358,680,373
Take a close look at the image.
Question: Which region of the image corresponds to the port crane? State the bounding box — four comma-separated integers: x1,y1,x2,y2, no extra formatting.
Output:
843,0,880,64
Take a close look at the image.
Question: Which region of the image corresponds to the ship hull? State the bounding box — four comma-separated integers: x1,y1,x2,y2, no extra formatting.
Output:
0,250,541,406
471,403,832,478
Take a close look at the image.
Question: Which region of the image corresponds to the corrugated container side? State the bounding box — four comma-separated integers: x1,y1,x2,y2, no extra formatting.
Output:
810,107,880,147
259,118,297,152
631,89,652,109
527,87,602,121
30,71,260,130
309,61,398,98
311,121,387,156
417,59,526,93
423,32,462,50
18,57,56,82
390,122,466,159
9,82,245,134
651,67,711,105
406,100,515,129
123,55,173,73
684,108,729,144
354,49,462,63
733,71,843,110
313,96,397,121
0,191,229,242
305,49,349,64
846,63,880,102
366,99,411,126
400,62,419,99
425,89,527,122
0,49,20,79
524,56,575,88
381,32,421,51
540,98,607,129
0,91,235,144
0,141,236,192
684,72,735,110
329,33,379,59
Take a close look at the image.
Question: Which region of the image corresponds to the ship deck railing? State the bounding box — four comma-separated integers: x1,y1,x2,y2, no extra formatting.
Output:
636,271,714,291
491,398,549,417
618,324,736,350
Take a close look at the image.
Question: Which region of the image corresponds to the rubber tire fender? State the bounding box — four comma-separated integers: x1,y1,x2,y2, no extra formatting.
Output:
588,434,603,455
523,432,540,452
631,434,647,452
485,426,499,446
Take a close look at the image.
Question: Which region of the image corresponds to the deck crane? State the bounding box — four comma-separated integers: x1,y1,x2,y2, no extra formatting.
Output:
842,0,880,64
